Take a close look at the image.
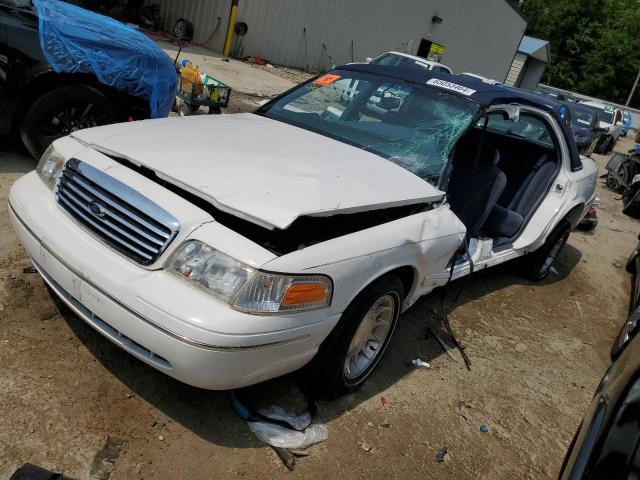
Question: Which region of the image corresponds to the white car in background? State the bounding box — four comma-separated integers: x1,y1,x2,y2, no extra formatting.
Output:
581,100,623,154
10,65,597,397
367,51,453,74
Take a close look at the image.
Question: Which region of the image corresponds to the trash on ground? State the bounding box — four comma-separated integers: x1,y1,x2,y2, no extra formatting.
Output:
436,446,449,462
480,424,489,433
289,448,310,457
380,396,389,406
458,400,471,421
411,358,431,368
258,405,312,431
231,390,328,450
271,446,295,471
248,421,328,449
613,261,623,268
88,436,124,480
360,441,372,452
22,266,37,274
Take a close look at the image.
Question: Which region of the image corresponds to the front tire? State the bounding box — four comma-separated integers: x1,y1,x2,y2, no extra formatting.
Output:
312,275,404,397
20,85,119,159
522,220,571,281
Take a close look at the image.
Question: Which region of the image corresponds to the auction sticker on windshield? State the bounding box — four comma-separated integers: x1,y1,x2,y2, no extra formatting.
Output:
314,74,341,86
426,78,476,96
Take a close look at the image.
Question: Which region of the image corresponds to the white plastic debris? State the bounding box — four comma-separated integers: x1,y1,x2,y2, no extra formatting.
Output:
258,406,312,431
248,421,328,449
411,358,431,368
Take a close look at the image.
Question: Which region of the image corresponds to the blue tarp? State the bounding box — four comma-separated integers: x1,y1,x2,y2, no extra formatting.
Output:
33,0,177,118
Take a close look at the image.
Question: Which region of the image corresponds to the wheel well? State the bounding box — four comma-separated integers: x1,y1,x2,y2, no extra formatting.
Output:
564,203,586,229
12,71,148,133
381,266,416,300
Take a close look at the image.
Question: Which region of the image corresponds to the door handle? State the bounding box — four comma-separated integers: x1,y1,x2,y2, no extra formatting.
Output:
555,183,564,191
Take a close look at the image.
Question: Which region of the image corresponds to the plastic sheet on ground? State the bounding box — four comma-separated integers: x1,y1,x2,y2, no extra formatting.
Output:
248,421,329,449
33,0,177,118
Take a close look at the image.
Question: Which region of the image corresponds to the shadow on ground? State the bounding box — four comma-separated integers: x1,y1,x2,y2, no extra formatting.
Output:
0,137,36,174
50,239,582,449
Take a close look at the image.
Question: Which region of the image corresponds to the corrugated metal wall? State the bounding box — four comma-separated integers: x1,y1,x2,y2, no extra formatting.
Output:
148,0,526,81
149,0,231,50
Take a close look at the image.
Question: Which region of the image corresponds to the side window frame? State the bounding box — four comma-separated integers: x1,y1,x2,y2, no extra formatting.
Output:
485,104,570,171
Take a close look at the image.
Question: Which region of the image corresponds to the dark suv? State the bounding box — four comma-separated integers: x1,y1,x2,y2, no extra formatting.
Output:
0,0,150,157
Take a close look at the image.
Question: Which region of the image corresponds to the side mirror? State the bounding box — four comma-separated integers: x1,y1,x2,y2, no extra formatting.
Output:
365,57,373,63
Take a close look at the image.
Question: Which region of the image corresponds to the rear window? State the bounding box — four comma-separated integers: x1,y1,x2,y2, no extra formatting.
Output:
482,112,555,147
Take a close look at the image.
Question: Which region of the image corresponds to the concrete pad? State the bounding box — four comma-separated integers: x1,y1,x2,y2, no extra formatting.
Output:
158,42,296,97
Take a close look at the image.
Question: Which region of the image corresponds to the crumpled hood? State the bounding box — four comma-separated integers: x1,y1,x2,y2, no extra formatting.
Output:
71,113,444,230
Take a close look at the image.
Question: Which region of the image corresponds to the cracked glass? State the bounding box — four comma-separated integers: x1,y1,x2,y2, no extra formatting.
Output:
260,70,480,187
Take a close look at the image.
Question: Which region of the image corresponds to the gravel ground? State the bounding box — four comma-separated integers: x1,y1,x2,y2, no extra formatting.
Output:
0,121,637,479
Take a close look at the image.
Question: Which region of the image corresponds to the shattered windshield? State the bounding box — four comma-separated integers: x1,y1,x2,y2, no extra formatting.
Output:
259,70,480,187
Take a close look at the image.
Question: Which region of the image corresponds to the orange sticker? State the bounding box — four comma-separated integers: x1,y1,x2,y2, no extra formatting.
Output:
314,74,341,86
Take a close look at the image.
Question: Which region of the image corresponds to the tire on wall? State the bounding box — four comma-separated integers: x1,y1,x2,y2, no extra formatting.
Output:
311,275,404,397
20,85,119,159
522,219,571,282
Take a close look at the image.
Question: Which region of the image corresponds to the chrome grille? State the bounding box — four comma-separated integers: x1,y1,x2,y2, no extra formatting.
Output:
55,159,179,265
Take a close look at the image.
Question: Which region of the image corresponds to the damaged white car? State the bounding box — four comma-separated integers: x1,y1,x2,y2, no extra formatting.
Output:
9,65,597,396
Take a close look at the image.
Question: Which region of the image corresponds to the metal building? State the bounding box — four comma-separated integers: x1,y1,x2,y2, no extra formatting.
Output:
150,0,527,82
505,36,550,89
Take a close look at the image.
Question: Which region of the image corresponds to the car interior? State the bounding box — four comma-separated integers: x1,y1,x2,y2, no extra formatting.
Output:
446,110,560,248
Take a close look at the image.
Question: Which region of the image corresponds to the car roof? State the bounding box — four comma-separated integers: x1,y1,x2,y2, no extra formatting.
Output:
334,63,583,170
459,72,501,85
339,63,564,111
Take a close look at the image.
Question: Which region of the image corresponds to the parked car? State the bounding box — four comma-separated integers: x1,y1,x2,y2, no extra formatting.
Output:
9,66,597,396
580,100,623,154
0,0,160,158
367,51,453,74
563,102,606,156
559,238,640,479
531,86,577,103
605,144,640,192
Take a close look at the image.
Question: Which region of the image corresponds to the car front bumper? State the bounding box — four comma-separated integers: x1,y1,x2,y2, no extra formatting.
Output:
9,172,341,390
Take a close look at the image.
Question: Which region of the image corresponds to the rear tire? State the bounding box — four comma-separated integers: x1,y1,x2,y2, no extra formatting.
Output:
311,275,404,397
20,85,119,159
522,220,571,281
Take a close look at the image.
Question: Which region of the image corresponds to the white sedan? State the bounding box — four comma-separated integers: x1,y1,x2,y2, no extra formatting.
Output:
9,66,597,396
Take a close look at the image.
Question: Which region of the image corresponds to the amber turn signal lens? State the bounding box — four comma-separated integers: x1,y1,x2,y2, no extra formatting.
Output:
282,283,328,306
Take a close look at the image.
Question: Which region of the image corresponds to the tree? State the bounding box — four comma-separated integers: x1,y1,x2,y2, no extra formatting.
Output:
522,0,640,106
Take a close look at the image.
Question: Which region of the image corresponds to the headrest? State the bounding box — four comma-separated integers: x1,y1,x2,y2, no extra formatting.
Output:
478,141,500,166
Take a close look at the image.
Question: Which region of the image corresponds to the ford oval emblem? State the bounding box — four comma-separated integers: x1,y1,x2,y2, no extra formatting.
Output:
88,201,106,218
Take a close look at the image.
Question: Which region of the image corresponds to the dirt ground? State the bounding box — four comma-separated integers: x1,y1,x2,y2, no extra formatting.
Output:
1,110,638,478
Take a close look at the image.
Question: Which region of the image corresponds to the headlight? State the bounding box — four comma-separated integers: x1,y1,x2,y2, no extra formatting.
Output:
167,241,255,301
167,240,332,314
36,144,66,190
